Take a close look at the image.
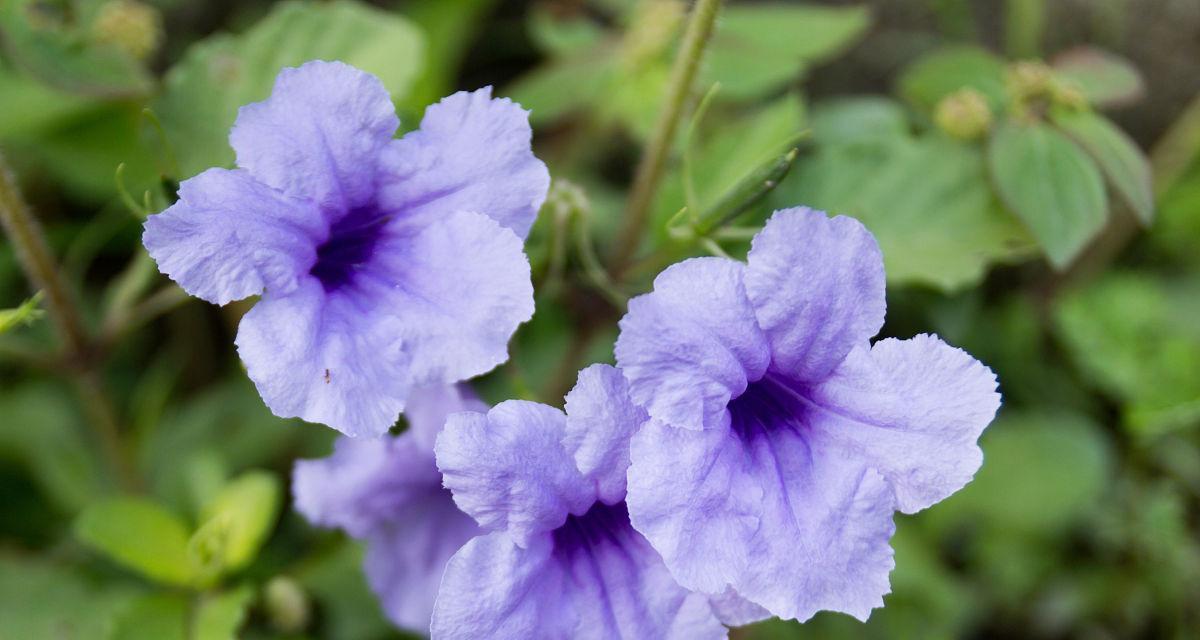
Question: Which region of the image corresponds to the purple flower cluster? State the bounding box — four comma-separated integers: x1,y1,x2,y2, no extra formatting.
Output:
146,62,1000,639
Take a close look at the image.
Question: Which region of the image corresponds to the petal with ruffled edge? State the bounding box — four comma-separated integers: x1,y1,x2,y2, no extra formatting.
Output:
234,278,411,438
615,258,770,431
432,504,727,640
436,401,593,546
230,60,398,209
369,209,535,389
744,208,886,383
562,364,647,504
405,383,489,454
378,87,550,239
142,168,323,305
235,210,532,438
707,588,772,627
805,334,1001,513
628,419,897,622
363,488,480,632
292,433,441,538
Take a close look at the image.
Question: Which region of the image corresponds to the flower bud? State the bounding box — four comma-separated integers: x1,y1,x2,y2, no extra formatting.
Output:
264,576,311,633
934,88,993,140
91,0,162,60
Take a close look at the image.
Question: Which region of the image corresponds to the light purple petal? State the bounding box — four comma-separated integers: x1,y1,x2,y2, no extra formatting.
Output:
806,334,1001,513
230,60,398,209
235,279,412,438
142,168,323,305
378,87,550,239
626,421,762,595
370,209,535,387
435,401,593,546
405,383,489,454
292,433,440,538
432,504,727,640
432,532,574,639
615,258,770,431
562,364,647,504
363,491,480,633
707,588,772,627
744,207,886,383
628,418,897,622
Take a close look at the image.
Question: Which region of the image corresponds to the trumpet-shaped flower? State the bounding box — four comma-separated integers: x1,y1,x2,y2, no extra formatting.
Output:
617,207,1001,622
143,61,548,437
293,384,484,632
431,365,749,639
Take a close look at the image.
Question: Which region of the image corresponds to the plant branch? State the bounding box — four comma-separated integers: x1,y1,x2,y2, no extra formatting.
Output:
608,0,723,276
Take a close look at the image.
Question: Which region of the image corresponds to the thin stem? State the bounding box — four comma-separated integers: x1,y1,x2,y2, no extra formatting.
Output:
609,0,723,277
0,152,138,491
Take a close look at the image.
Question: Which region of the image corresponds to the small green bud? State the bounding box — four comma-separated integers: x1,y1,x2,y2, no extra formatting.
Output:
91,0,162,59
264,576,311,633
934,89,993,140
1006,60,1056,103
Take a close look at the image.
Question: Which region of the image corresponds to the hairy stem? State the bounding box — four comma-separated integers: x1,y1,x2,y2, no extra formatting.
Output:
609,0,723,277
0,152,138,491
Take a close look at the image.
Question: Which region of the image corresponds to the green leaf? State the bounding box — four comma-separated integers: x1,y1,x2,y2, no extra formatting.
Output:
0,553,140,640
75,498,194,586
527,5,605,57
155,0,424,179
810,96,911,148
897,46,1008,113
988,119,1108,268
109,594,188,640
705,4,869,100
0,63,97,139
0,0,153,98
1052,46,1144,108
1055,273,1200,436
929,411,1113,535
1052,108,1154,224
193,586,254,640
507,54,611,126
196,471,282,574
784,135,1034,290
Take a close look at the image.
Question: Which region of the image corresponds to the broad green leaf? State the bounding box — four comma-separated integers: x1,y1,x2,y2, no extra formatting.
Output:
193,586,254,640
0,553,140,640
0,384,110,512
197,471,282,573
705,4,869,100
809,96,911,148
785,135,1034,290
507,53,612,126
1053,108,1154,224
1052,46,1144,107
0,64,97,139
75,498,194,586
929,412,1113,534
155,0,424,179
400,0,496,114
1055,273,1200,436
528,5,605,57
1153,158,1200,264
0,0,153,97
897,46,1008,113
109,594,188,640
988,120,1108,268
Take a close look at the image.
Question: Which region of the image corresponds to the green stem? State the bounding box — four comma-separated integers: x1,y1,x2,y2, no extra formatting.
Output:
0,152,138,491
609,0,723,277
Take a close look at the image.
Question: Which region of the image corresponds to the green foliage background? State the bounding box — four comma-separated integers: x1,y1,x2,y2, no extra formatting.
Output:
1,0,1198,638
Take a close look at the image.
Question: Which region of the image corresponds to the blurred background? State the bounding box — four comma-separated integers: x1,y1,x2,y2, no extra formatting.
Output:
1,0,1198,638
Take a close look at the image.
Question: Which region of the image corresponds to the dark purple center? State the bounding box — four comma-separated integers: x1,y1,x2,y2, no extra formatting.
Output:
310,206,389,292
728,374,812,440
551,500,632,559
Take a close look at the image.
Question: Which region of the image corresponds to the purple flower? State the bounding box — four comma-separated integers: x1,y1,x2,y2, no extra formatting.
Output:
143,61,548,437
293,384,484,632
431,365,743,639
617,207,1001,622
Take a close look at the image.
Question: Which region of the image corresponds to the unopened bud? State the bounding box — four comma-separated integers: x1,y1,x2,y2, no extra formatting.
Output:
1006,60,1055,104
91,0,162,60
264,576,311,633
934,88,993,140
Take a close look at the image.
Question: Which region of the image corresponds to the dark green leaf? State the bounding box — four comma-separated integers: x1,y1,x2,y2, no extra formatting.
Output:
507,54,612,126
1052,46,1144,108
810,96,911,148
897,46,1008,113
109,594,188,640
155,0,424,179
75,498,194,586
1053,108,1154,224
988,120,1108,268
528,5,605,57
0,553,140,640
